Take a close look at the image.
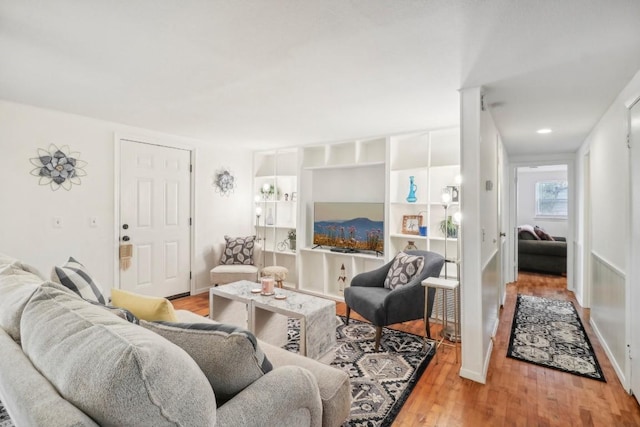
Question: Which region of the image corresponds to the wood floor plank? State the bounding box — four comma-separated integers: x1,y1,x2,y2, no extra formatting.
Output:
171,272,640,426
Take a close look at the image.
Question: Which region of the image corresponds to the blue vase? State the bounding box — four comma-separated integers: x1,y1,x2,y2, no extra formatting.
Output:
406,176,417,203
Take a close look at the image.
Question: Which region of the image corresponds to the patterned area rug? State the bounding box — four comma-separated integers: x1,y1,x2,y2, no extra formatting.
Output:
0,399,14,427
285,316,434,427
507,294,605,382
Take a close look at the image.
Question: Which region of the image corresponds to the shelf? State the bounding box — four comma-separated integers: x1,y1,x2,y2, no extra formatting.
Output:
302,161,385,171
263,249,296,256
299,247,384,261
428,236,458,242
254,148,299,285
389,233,427,240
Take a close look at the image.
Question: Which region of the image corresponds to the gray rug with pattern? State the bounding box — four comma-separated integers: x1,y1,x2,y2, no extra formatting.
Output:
285,315,435,427
507,294,605,382
0,400,13,427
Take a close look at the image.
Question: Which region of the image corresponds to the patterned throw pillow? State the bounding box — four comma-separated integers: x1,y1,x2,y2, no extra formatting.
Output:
534,226,555,241
141,320,273,405
219,235,256,265
383,251,424,290
51,257,105,304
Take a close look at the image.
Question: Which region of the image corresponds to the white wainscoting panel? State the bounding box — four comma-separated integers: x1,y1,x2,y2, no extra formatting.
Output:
591,251,626,384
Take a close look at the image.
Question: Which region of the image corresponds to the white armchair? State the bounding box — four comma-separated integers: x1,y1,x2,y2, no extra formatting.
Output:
209,242,262,286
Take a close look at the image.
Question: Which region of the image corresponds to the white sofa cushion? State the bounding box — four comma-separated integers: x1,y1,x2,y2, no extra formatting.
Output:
20,283,217,426
142,320,273,406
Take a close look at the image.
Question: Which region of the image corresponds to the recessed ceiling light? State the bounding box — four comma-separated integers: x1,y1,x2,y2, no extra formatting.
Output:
536,128,552,134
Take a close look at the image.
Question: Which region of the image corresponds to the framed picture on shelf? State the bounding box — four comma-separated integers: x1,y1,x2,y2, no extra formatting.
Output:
446,185,460,202
401,215,422,235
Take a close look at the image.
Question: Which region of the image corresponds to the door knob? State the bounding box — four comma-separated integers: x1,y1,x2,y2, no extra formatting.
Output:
122,236,130,242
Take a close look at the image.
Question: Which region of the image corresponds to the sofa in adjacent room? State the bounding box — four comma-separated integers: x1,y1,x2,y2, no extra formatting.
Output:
0,254,350,427
517,225,567,276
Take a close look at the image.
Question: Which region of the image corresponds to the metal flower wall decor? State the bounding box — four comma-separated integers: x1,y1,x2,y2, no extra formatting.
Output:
214,168,236,197
29,144,87,191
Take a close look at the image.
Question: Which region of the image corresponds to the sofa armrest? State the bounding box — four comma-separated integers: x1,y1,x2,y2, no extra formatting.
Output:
216,366,322,427
0,328,99,427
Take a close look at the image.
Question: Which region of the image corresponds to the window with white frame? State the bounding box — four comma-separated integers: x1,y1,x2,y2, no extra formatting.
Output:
535,180,568,218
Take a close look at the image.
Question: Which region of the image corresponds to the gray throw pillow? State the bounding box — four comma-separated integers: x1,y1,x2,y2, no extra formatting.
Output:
21,283,216,426
51,257,105,304
141,320,272,406
219,235,256,265
383,251,424,290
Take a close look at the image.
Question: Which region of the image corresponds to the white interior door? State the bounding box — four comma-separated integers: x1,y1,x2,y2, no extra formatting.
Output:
119,140,191,298
629,100,640,402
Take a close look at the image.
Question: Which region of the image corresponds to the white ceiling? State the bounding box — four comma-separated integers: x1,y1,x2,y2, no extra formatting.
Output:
1,1,640,155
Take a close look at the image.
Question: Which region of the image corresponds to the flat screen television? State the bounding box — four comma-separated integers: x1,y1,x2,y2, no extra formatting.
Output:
313,202,384,254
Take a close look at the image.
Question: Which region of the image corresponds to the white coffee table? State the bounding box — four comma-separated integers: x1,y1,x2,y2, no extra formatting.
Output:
209,280,336,360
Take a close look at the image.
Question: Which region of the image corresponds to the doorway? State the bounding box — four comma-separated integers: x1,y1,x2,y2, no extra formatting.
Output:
118,139,192,298
511,162,572,289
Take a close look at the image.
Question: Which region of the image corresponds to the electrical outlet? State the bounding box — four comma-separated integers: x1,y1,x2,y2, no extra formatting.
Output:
53,217,63,228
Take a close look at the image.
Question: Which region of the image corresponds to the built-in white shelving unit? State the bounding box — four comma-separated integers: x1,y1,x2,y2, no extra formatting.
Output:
253,148,299,286
388,128,460,280
252,129,460,301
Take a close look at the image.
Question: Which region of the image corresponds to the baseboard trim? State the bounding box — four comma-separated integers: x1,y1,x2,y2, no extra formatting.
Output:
590,317,628,391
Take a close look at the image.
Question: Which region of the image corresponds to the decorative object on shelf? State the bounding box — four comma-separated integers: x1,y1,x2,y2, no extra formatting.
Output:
260,183,279,200
337,263,346,295
418,210,428,236
401,215,421,235
404,241,418,251
439,216,458,239
448,185,460,203
284,193,289,201
291,191,297,201
29,144,87,191
276,239,289,251
213,168,236,196
266,208,274,225
441,191,452,278
406,175,418,203
287,229,296,251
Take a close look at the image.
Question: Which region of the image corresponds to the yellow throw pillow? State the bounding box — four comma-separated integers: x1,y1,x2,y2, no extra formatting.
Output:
110,289,178,322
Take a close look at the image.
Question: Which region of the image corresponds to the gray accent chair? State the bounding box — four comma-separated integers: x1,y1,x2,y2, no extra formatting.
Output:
344,250,445,351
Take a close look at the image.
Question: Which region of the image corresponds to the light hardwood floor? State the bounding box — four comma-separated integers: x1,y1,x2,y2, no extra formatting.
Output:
172,272,640,426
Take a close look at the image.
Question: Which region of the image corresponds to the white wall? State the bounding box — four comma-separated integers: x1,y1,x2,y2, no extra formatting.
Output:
459,87,501,383
575,69,640,388
517,168,568,237
0,100,253,295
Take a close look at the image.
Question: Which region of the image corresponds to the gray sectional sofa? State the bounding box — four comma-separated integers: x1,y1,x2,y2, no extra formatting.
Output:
518,233,567,275
0,254,350,426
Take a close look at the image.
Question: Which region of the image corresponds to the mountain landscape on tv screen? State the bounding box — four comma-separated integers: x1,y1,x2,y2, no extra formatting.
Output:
313,217,383,252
